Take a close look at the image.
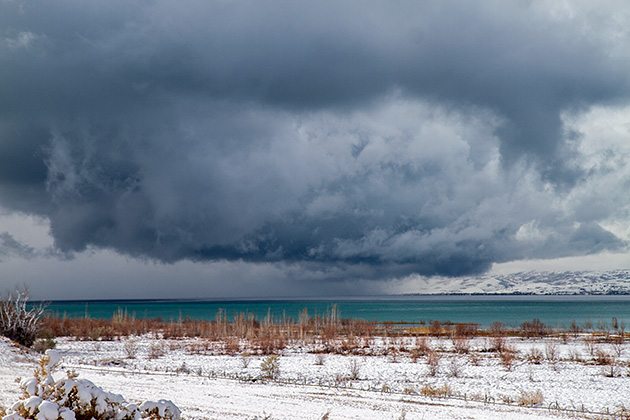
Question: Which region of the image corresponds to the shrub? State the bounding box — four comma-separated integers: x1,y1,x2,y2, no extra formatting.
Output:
123,339,139,359
594,348,612,365
426,350,441,376
488,336,506,353
32,337,57,354
488,322,507,353
568,319,581,337
314,353,326,366
348,359,361,380
0,288,46,347
583,335,597,356
240,352,251,368
452,337,471,354
411,336,432,361
429,320,442,337
489,321,506,336
520,319,548,338
468,352,481,366
420,384,451,397
454,323,478,337
260,355,280,380
148,342,165,360
499,345,517,371
517,389,544,406
526,348,543,364
3,349,180,420
448,358,462,377
545,342,559,364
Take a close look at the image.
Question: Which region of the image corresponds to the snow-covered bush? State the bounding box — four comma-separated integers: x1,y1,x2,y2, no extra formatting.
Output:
2,350,180,420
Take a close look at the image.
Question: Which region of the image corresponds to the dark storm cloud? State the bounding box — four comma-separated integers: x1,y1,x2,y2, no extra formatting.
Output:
0,232,34,259
0,0,629,281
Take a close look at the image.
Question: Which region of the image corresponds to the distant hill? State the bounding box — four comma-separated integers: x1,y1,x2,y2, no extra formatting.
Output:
405,270,630,295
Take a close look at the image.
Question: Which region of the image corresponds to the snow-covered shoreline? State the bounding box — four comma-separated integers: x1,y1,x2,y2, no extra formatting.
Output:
2,335,630,419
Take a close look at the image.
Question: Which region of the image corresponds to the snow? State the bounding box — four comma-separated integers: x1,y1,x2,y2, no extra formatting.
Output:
35,401,58,420
139,400,181,420
44,350,60,371
21,397,43,416
19,378,40,398
2,335,630,419
58,408,75,420
401,269,630,294
0,337,182,420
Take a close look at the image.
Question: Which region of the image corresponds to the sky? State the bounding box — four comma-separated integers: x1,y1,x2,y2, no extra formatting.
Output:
1,0,630,299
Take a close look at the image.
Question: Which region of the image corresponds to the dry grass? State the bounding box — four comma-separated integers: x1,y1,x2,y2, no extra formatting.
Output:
499,345,518,371
517,389,544,406
520,319,549,338
526,347,543,364
452,336,471,354
426,349,441,376
420,383,452,397
402,387,417,395
37,308,629,373
594,348,613,365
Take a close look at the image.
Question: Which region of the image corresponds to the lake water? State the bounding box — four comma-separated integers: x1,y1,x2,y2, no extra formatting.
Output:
40,295,630,328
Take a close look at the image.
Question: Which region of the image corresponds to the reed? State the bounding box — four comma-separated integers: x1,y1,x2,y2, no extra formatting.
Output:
38,306,627,363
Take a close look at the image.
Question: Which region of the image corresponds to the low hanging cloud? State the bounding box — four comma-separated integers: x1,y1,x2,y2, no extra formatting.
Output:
1,0,629,283
0,232,35,260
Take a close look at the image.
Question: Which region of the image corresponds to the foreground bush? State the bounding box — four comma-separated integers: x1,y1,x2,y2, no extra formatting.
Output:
2,350,180,420
0,288,46,347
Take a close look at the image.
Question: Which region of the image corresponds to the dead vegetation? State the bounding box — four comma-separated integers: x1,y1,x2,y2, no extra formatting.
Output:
37,308,628,378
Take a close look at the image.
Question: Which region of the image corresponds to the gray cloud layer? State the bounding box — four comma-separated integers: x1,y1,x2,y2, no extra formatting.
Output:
1,0,629,282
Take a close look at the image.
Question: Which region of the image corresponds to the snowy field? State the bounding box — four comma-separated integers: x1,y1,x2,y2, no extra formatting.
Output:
2,334,630,420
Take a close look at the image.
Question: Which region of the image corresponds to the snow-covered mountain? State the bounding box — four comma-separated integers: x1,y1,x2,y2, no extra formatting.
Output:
405,270,630,295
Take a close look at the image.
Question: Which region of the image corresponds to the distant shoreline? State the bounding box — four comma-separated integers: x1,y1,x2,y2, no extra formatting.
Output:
31,292,630,304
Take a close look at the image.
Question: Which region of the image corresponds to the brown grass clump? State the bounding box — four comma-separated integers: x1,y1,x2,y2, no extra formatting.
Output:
452,336,471,354
517,389,544,406
429,320,442,337
487,321,507,352
520,319,548,338
148,342,166,359
454,323,478,337
426,349,441,376
594,348,613,365
545,342,559,364
420,383,451,397
499,345,518,371
489,321,506,336
525,347,543,364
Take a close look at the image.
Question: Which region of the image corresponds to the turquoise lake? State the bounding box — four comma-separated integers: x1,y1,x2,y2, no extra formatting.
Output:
40,295,630,328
